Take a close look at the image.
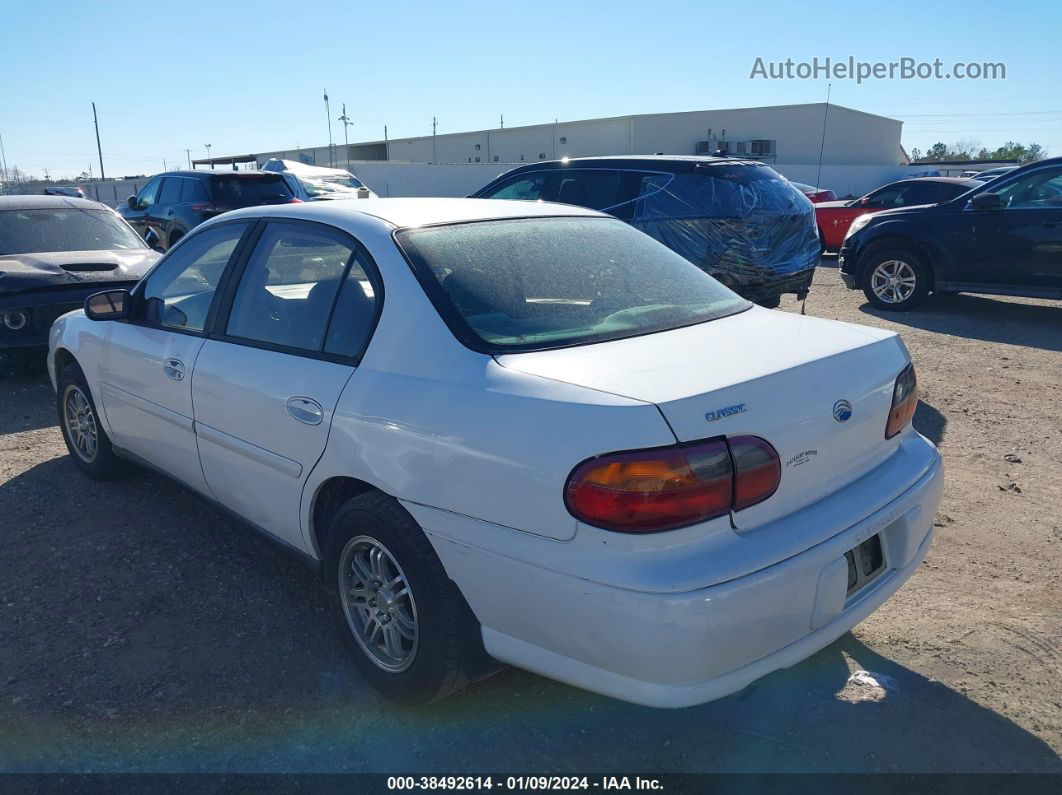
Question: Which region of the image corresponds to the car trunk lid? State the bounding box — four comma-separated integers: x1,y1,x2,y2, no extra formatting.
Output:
495,306,912,530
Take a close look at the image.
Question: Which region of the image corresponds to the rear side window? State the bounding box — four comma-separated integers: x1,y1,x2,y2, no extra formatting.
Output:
158,178,182,205
396,216,749,352
209,174,292,207
183,179,209,203
225,222,376,354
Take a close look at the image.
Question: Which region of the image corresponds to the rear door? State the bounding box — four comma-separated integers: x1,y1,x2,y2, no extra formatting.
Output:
190,219,382,549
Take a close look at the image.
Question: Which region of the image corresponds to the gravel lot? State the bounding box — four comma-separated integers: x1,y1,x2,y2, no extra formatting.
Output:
1,262,1059,773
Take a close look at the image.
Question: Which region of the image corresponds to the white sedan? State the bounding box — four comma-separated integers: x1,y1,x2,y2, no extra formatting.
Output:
48,198,942,708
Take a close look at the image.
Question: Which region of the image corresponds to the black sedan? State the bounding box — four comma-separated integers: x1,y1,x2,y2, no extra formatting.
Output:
0,195,157,362
839,157,1062,310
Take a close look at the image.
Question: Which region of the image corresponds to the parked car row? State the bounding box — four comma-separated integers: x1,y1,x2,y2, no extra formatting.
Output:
8,150,1058,709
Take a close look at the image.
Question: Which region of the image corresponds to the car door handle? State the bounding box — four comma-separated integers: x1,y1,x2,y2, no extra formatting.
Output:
162,358,185,381
286,396,323,425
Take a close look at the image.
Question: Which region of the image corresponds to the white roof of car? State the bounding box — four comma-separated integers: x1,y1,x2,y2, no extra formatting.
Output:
223,197,603,230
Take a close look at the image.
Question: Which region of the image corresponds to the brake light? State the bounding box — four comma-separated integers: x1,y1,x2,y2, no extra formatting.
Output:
565,436,780,533
885,364,918,439
289,197,304,203
191,203,220,214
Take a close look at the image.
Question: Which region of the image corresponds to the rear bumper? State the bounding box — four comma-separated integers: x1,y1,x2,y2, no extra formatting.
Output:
423,437,943,708
734,268,816,303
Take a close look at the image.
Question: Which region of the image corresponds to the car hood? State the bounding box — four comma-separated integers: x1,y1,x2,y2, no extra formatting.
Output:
859,203,941,221
0,249,158,295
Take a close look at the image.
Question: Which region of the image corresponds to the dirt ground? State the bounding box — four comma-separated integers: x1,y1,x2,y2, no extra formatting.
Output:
0,262,1059,773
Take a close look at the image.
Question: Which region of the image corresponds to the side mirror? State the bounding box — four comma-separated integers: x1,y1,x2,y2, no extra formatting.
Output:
85,289,131,321
969,192,1002,210
859,196,872,206
127,195,138,209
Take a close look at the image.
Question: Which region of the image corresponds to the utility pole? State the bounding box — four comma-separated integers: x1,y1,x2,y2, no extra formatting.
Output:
92,102,106,180
384,125,389,160
204,144,212,169
163,158,168,171
323,89,334,166
500,114,504,129
185,148,192,169
338,103,352,166
0,129,8,194
815,83,832,190
432,116,437,163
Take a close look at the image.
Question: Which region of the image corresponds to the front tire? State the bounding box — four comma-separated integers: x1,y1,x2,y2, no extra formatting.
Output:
325,491,477,704
860,247,930,311
56,363,124,479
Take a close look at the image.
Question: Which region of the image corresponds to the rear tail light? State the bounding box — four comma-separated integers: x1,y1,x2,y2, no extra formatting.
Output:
885,364,918,439
191,203,224,215
729,435,782,510
565,436,780,533
289,197,304,203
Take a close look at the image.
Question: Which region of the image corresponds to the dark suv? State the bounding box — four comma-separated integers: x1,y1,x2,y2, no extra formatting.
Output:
472,156,820,307
839,157,1062,310
118,170,297,251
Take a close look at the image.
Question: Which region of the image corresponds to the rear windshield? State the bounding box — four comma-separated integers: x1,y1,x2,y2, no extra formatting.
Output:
0,208,145,255
396,216,749,353
209,174,293,206
637,166,809,219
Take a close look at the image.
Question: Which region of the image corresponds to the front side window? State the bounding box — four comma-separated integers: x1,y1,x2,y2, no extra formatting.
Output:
993,167,1062,209
0,208,145,255
225,222,361,352
397,216,749,353
141,222,248,331
482,174,548,201
137,177,162,208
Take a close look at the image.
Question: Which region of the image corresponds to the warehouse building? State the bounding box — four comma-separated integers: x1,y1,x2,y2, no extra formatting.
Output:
220,103,910,199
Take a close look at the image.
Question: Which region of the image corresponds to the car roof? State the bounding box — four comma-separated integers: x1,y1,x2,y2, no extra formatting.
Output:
0,195,110,210
149,169,282,179
219,197,604,229
494,155,770,172
903,177,983,185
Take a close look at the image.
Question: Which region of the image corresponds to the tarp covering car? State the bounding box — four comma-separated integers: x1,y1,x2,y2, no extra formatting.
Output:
617,164,820,298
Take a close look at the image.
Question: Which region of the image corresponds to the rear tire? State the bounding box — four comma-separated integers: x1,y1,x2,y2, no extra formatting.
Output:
56,363,125,479
860,247,930,311
325,491,480,705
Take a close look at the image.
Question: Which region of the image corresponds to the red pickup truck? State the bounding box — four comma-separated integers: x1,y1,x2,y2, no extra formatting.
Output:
816,177,980,252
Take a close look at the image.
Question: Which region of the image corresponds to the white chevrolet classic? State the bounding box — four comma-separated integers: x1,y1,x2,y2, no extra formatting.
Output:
48,198,942,707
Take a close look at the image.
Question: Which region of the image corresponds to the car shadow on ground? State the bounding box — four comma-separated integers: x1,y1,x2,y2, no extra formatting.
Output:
913,399,947,447
2,456,1060,772
859,294,1062,353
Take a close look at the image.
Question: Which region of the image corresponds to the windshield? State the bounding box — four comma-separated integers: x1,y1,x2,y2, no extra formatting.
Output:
0,208,145,255
396,217,750,353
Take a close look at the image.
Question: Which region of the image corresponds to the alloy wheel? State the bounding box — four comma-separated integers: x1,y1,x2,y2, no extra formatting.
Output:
870,259,917,304
63,384,98,463
338,536,419,673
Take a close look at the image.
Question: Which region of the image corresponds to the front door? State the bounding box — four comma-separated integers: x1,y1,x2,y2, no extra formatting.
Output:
959,165,1062,293
98,221,250,494
191,219,382,549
